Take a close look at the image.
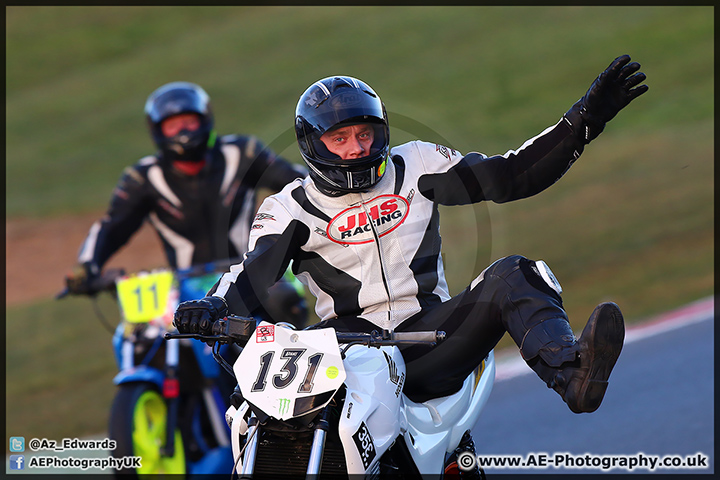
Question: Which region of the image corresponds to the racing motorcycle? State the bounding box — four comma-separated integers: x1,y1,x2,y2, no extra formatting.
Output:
167,315,495,478
58,261,307,477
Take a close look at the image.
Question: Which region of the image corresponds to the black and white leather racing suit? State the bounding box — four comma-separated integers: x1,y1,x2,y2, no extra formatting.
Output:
208,104,589,401
77,134,305,272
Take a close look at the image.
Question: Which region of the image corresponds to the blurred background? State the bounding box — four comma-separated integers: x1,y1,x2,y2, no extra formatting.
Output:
6,6,713,445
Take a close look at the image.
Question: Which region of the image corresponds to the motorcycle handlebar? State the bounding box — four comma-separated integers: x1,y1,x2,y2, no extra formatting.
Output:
386,330,446,344
335,330,445,347
165,315,446,348
175,257,243,279
55,268,126,299
55,289,70,300
56,258,242,300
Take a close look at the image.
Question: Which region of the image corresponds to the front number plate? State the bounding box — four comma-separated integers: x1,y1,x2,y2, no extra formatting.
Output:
235,322,346,420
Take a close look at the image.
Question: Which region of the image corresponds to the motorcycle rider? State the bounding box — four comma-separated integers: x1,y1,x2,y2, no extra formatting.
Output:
173,56,647,416
64,81,308,325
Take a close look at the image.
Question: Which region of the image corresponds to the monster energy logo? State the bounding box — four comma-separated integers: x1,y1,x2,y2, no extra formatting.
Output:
278,398,291,416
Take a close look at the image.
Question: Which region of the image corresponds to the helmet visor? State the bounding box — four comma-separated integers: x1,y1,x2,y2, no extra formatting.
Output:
310,121,388,166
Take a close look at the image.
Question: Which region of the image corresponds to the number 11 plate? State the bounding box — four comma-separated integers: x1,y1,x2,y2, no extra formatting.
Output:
116,270,174,323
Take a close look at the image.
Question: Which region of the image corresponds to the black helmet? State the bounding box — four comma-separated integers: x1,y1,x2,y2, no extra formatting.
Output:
145,81,215,164
295,76,389,194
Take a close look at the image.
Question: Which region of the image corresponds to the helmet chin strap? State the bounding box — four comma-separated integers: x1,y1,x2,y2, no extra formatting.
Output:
172,159,206,176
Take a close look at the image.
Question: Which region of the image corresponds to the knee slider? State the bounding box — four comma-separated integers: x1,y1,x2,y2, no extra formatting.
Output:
532,260,562,296
515,258,563,301
519,317,578,367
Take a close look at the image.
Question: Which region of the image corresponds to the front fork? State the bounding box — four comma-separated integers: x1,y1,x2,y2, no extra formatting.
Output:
239,416,259,477
307,406,332,476
237,405,332,479
160,337,180,457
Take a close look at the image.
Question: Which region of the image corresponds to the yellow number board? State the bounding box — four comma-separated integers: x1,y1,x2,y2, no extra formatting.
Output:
116,270,174,323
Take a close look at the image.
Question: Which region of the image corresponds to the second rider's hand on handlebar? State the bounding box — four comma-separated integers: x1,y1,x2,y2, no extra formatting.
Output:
173,296,228,335
62,263,125,299
64,262,99,296
60,265,126,298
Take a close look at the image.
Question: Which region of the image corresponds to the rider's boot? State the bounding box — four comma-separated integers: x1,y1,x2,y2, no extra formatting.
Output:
520,302,625,413
545,302,625,413
487,257,624,414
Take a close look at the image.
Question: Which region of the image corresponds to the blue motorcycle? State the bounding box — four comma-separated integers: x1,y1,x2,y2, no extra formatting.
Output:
59,261,307,477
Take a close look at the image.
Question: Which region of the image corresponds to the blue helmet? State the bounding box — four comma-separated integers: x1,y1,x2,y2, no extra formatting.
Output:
145,82,215,164
295,76,389,195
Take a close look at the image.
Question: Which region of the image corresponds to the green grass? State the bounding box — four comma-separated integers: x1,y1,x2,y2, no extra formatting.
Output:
5,6,714,443
6,295,121,441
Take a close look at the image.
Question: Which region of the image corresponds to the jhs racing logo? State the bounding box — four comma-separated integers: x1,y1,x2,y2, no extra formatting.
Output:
352,421,377,469
327,195,409,245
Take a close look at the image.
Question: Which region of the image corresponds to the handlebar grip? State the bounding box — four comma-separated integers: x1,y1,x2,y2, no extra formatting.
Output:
335,330,446,346
391,330,446,344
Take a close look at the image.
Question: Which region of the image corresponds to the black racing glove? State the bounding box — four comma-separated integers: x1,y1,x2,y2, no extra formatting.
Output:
579,54,648,143
65,262,100,295
174,296,229,335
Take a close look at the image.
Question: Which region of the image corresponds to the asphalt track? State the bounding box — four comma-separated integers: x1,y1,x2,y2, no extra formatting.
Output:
471,295,715,476
7,296,714,476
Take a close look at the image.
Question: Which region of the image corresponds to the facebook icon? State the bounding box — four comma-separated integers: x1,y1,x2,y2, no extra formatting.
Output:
9,455,25,470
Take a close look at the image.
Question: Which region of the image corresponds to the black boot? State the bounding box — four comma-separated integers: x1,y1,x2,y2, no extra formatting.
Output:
483,256,624,413
550,302,625,413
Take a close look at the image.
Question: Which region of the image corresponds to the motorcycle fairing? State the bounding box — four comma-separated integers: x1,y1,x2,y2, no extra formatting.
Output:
226,402,250,475
403,350,496,473
338,345,407,474
112,365,165,388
